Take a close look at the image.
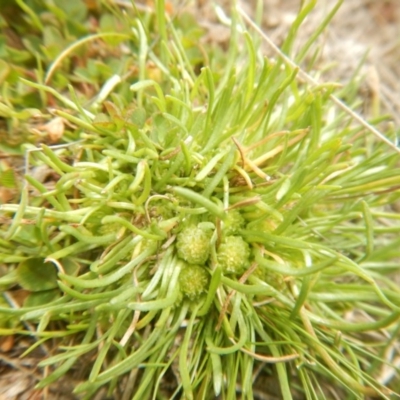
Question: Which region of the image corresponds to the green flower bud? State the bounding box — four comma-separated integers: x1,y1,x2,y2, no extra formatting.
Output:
179,265,209,299
223,210,245,236
176,226,211,265
140,238,159,254
217,236,250,274
97,222,122,236
253,266,284,290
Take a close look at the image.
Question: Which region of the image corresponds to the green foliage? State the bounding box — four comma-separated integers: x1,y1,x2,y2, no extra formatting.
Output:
17,258,59,291
0,1,400,399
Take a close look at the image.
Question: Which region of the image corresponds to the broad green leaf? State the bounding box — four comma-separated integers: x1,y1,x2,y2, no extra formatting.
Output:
17,258,58,291
23,289,61,308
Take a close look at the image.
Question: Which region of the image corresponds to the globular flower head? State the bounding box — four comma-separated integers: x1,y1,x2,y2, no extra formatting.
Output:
223,210,245,236
176,225,211,265
179,264,209,300
217,236,250,274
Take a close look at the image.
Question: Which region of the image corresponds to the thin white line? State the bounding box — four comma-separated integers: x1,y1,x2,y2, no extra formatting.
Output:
237,6,400,155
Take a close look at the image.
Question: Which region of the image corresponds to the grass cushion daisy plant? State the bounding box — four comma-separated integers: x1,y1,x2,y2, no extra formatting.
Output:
0,1,400,398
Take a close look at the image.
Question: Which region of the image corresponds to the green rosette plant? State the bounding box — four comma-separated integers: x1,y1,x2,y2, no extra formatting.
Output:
1,1,400,399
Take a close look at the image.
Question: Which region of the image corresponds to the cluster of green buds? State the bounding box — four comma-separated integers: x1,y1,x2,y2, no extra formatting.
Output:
175,225,211,300
175,210,251,300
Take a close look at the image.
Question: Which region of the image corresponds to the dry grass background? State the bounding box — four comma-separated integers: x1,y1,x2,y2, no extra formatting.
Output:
268,0,400,123
197,0,400,124
1,1,399,399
